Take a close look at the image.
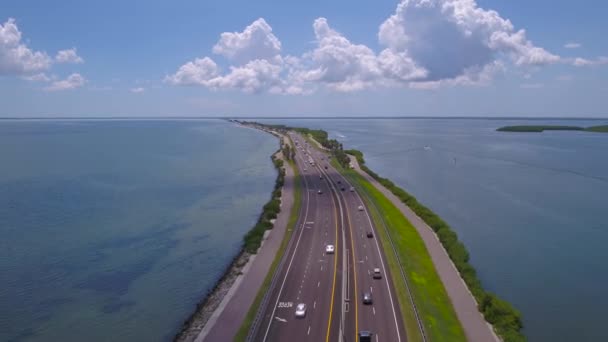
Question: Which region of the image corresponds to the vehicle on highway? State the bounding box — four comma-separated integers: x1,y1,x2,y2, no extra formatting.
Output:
366,230,373,238
318,189,323,194
358,205,364,211
358,331,373,342
362,292,373,304
341,187,345,191
320,175,323,180
325,244,335,254
337,180,341,184
350,187,355,192
295,303,307,318
373,268,382,279
324,166,328,169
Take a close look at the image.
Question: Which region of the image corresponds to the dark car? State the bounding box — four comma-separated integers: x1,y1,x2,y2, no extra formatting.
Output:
341,187,345,191
324,166,328,169
337,180,341,184
366,231,373,238
362,292,373,305
359,331,373,342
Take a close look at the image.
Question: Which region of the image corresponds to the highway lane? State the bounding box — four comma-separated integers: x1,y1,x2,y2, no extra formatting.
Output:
251,133,406,342
252,135,342,342
306,138,406,342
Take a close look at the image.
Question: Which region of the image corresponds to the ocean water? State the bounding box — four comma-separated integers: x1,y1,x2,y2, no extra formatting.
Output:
259,118,608,342
0,120,278,342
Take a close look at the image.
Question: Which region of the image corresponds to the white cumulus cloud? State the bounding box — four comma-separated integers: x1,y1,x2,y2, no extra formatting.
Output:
0,18,52,75
21,73,51,82
55,48,84,64
378,0,559,84
212,18,282,64
167,0,606,94
165,57,220,86
572,56,608,67
564,42,581,49
45,73,86,91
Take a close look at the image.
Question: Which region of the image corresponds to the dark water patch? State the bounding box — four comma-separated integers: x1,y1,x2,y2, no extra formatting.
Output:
102,299,136,314
78,258,165,296
8,328,35,342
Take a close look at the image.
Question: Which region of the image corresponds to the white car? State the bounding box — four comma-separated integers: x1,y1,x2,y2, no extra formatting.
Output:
350,187,355,192
358,205,364,211
295,303,307,318
325,245,335,254
373,268,382,279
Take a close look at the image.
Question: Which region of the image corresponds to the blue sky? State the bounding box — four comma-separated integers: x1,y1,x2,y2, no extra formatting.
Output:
1,0,607,117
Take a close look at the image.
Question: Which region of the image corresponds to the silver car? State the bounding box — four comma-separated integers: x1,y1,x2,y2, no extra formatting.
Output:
295,303,307,318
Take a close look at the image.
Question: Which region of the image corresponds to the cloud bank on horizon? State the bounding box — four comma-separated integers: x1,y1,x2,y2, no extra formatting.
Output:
166,0,607,94
0,18,85,91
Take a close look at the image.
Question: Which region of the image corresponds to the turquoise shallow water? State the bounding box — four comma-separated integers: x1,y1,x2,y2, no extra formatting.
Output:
260,118,608,342
0,120,278,342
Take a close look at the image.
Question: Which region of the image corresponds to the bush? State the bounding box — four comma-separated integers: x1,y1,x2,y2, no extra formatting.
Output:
241,145,287,254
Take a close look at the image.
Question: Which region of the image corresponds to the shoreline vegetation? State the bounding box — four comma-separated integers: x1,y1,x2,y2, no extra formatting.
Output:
173,137,287,341
234,133,302,341
238,120,524,342
497,124,608,133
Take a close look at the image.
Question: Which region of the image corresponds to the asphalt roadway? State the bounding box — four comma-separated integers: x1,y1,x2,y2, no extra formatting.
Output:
251,133,405,342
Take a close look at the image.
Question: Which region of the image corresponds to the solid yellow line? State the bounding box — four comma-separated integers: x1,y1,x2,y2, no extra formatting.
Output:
343,197,358,342
325,181,339,342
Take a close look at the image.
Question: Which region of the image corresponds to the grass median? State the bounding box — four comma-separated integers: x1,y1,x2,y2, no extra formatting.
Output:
234,159,302,342
338,163,466,342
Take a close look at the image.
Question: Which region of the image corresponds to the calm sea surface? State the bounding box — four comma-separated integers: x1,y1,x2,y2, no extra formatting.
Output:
0,120,278,342
259,118,608,342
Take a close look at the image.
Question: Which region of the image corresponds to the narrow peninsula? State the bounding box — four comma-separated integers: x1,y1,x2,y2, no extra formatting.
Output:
497,125,608,133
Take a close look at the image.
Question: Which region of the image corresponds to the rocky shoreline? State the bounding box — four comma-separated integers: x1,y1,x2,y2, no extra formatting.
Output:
173,250,252,342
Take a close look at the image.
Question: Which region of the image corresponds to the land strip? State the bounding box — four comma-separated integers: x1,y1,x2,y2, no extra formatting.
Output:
497,124,608,132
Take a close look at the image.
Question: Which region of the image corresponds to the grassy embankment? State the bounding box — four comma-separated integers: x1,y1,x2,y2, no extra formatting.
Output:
234,152,302,341
346,149,525,342
497,124,608,133
333,159,464,342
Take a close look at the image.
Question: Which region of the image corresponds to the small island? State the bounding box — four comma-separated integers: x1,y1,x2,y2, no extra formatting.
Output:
497,125,608,133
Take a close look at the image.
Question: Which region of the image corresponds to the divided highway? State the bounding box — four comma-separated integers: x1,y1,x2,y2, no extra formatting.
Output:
249,133,406,342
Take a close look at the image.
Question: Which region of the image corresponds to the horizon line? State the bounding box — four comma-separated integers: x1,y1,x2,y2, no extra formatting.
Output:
1,116,608,120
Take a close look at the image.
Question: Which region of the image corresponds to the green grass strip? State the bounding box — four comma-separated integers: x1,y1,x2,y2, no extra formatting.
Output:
234,159,302,341
337,162,466,342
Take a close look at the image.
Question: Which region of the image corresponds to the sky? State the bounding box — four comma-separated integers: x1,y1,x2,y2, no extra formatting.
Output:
1,0,608,118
